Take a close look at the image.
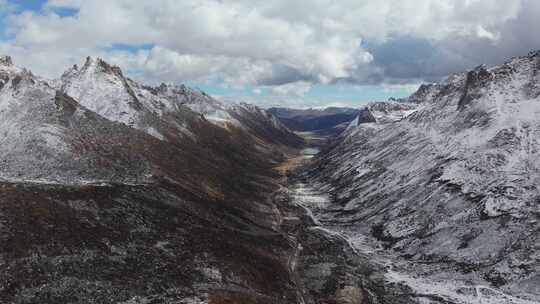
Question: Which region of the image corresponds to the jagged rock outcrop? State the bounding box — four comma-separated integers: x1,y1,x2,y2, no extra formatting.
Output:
343,101,418,139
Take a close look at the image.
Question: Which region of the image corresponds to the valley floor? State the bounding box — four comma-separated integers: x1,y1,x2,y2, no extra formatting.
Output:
280,147,540,304
2,141,538,304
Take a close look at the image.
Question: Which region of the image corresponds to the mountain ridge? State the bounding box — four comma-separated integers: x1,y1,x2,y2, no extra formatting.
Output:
0,54,310,303
2,50,540,303
301,50,540,300
268,106,361,134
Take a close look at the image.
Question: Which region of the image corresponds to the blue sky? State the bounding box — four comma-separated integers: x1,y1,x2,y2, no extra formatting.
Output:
195,84,417,108
1,0,538,108
5,0,75,16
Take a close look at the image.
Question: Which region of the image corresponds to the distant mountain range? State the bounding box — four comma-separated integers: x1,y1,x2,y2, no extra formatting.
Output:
268,106,361,133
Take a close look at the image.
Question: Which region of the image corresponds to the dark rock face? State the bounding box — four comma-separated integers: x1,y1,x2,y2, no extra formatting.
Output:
54,90,78,120
0,55,13,66
458,66,492,110
0,75,9,90
0,181,300,303
355,108,377,124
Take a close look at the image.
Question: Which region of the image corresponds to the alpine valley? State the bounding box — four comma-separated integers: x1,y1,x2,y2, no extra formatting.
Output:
0,50,539,304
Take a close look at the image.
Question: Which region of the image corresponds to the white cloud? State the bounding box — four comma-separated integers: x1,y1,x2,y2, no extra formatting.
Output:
2,0,375,87
141,46,277,86
476,25,499,41
270,81,312,98
0,0,537,109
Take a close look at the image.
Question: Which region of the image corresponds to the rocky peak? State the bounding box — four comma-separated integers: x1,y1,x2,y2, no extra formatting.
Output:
0,56,23,77
458,65,499,110
355,107,377,124
59,56,148,128
81,56,95,71
81,56,124,78
157,82,169,92
156,83,190,95
528,49,540,58
0,55,13,67
406,83,436,104
60,64,80,80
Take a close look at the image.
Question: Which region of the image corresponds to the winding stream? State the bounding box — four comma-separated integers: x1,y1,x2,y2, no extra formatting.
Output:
287,149,538,304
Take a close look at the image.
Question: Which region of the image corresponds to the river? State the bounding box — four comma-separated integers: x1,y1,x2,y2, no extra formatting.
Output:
284,148,538,304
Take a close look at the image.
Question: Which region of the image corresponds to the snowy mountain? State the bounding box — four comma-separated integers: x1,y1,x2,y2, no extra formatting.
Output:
345,101,419,133
0,56,153,183
155,84,303,148
5,49,540,303
0,54,298,185
61,57,217,139
155,82,239,125
61,57,301,149
304,51,540,301
0,56,309,303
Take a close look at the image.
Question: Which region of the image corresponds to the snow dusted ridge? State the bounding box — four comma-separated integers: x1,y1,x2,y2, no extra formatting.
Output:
0,56,152,184
60,57,207,140
156,83,240,126
60,56,297,145
290,182,539,304
0,55,300,183
343,101,419,136
366,101,419,124
0,55,305,304
62,57,144,127
307,51,540,301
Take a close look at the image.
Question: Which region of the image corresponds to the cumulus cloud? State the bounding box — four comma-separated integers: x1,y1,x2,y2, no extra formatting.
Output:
270,81,313,98
4,0,374,84
0,0,539,106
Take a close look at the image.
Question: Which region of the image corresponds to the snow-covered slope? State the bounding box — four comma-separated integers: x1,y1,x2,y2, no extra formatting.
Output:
0,55,302,185
345,101,418,130
0,56,151,183
156,83,302,147
155,83,239,125
228,102,304,148
366,101,419,124
60,57,300,148
0,56,306,303
60,57,202,140
306,51,540,299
